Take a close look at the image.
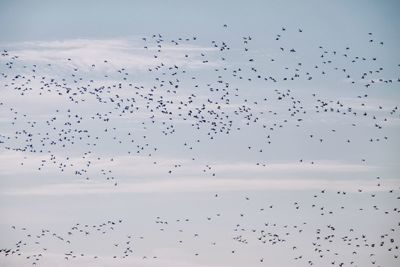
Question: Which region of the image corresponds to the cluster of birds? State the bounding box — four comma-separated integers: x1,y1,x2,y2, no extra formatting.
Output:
1,219,124,265
0,24,399,266
1,180,399,266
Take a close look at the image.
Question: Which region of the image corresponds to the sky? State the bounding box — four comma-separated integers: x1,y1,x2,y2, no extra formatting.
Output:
0,0,400,266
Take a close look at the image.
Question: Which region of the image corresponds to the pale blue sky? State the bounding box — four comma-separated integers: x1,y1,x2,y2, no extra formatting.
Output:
0,1,400,267
0,0,399,42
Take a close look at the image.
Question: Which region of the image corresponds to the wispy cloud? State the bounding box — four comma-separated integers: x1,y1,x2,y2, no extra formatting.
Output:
2,177,396,196
0,252,229,267
0,150,376,177
213,161,375,173
1,38,220,72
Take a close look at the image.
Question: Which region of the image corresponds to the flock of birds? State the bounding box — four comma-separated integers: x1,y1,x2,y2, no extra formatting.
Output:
0,24,399,267
1,185,399,266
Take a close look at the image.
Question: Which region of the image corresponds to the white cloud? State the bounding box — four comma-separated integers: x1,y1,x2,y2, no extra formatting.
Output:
1,38,220,72
0,150,376,178
0,252,229,267
213,161,375,173
2,176,396,196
